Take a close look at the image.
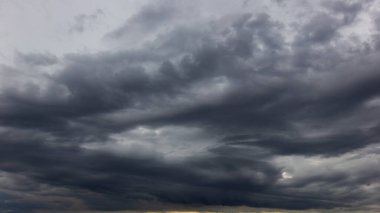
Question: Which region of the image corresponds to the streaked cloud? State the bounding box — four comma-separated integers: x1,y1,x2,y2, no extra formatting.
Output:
1,0,380,212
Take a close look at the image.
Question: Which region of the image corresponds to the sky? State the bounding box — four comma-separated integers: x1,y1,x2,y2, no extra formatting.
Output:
1,0,380,212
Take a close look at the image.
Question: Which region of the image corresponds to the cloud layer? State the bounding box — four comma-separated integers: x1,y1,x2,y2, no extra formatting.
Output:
1,0,380,212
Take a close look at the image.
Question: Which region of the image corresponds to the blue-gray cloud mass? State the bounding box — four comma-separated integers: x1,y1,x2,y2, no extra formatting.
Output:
1,0,380,212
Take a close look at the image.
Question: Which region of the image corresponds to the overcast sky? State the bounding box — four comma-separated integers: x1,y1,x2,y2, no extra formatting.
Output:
1,0,380,212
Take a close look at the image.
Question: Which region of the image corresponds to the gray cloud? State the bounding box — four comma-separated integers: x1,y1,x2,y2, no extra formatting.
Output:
105,1,181,44
69,9,104,33
1,0,380,212
15,52,58,66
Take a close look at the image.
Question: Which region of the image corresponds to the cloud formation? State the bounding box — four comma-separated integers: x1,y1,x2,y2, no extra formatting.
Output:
1,0,380,212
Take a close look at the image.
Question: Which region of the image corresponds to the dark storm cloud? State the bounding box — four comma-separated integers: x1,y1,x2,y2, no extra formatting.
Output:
0,127,350,211
219,124,380,156
0,127,282,210
1,0,380,212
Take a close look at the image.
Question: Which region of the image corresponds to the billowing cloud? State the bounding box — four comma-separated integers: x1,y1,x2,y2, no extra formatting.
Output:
1,0,380,212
